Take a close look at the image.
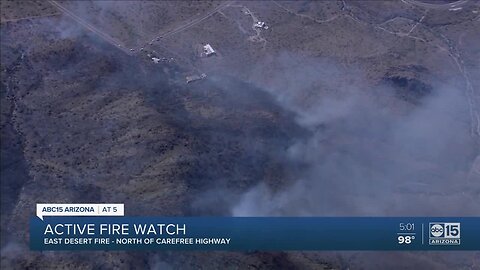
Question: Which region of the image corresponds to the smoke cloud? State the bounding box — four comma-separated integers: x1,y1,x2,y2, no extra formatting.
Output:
232,53,480,217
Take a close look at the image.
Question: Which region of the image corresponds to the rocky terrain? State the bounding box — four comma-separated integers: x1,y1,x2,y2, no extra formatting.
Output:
1,0,480,269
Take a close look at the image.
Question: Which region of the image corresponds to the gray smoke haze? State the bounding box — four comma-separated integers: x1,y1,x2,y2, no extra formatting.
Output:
232,53,480,217
41,15,85,40
148,255,173,270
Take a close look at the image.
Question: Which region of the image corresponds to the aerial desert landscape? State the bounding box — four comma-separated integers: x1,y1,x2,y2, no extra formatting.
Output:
1,0,479,269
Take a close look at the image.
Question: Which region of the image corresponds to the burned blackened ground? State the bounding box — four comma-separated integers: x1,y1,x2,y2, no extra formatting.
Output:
0,17,312,269
177,76,304,215
384,76,433,105
0,71,30,249
0,40,42,248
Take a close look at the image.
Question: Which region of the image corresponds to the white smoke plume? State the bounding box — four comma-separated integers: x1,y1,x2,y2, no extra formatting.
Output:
233,53,480,217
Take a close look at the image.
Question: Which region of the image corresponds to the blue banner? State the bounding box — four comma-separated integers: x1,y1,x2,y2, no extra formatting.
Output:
30,217,480,250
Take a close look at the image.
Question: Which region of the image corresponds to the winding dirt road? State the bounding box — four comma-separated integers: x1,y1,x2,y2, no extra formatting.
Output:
153,0,235,41
48,0,133,55
402,0,470,10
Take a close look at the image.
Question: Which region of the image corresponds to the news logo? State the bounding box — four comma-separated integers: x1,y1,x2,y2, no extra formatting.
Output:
429,222,461,245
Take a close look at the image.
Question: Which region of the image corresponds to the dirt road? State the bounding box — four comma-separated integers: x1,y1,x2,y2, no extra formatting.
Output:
48,0,132,55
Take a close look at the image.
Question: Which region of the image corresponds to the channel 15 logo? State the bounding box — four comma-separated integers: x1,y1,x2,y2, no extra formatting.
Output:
429,223,461,245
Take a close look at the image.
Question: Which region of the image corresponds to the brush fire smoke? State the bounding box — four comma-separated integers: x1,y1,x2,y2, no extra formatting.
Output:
231,54,480,217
